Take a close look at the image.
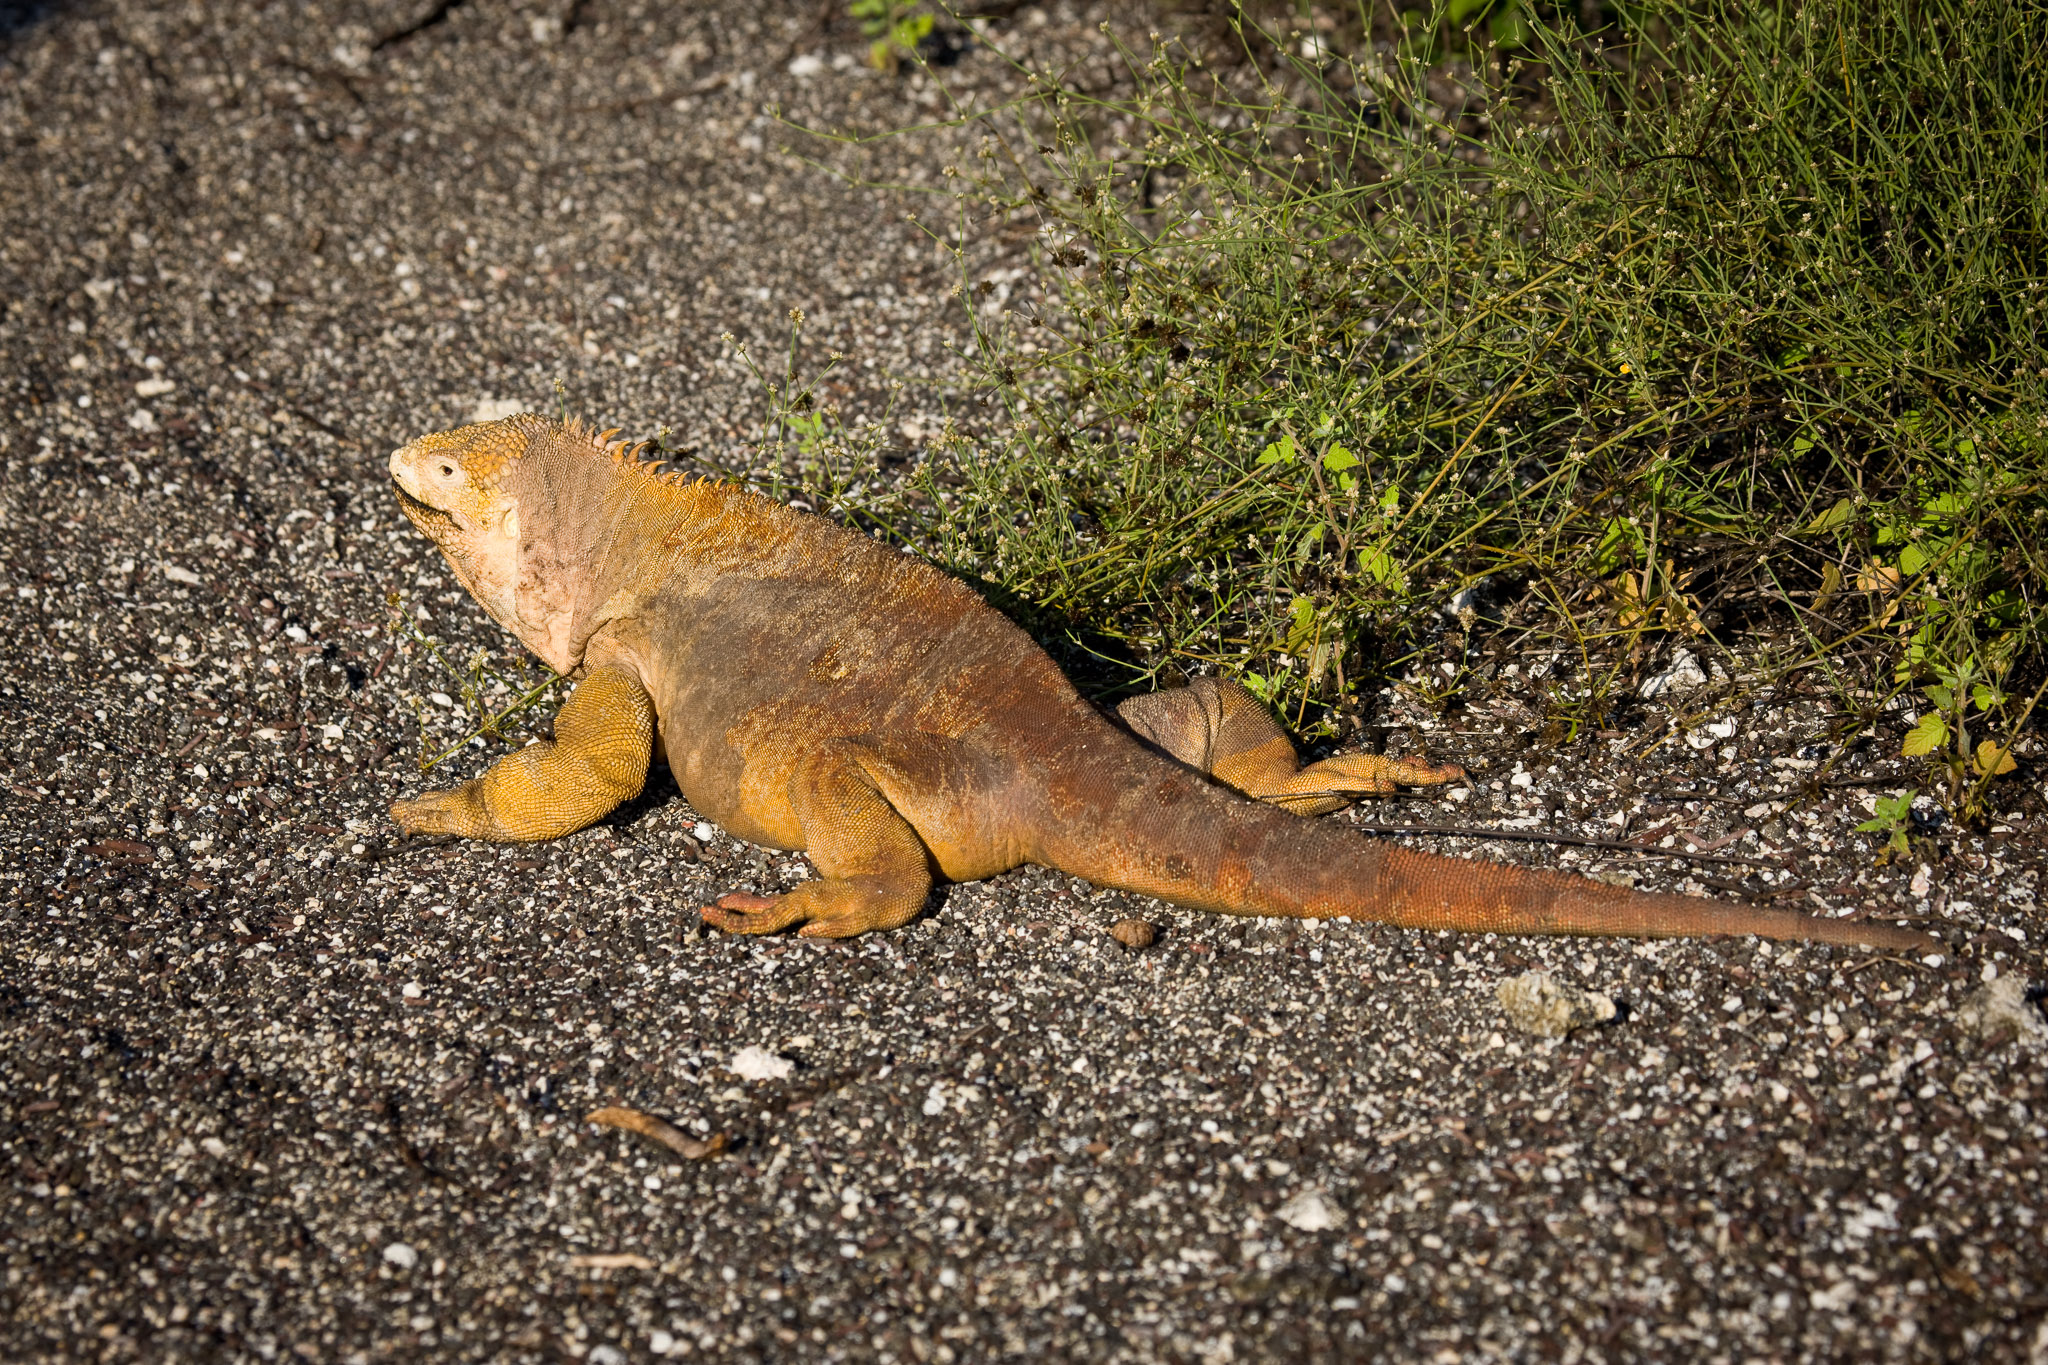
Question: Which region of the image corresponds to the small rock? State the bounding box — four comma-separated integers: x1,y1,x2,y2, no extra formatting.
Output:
1955,977,2047,1046
382,1242,418,1270
729,1046,794,1082
1108,918,1156,949
1498,971,1617,1038
1639,648,1708,699
329,25,372,70
1274,1189,1345,1232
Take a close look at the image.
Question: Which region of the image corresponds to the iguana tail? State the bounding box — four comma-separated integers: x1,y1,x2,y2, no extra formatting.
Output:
1027,739,1939,953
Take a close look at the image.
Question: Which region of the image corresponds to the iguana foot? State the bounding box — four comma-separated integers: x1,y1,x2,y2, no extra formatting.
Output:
1120,677,1467,816
694,738,940,938
698,882,924,939
387,667,655,842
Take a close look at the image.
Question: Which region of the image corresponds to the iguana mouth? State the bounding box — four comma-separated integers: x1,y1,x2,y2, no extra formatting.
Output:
392,480,456,531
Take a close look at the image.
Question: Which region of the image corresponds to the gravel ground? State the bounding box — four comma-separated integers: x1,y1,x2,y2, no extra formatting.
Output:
4,2,2046,1361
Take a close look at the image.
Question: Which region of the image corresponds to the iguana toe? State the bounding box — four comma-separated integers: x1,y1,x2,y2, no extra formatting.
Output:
390,791,471,837
699,892,809,936
1386,757,1465,787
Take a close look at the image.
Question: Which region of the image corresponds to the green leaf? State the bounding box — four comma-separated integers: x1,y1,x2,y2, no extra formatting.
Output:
1447,0,1492,24
1338,472,1358,494
1379,484,1401,514
1284,596,1317,654
1900,714,1948,758
1804,498,1856,534
1358,544,1407,590
1257,434,1297,466
1321,443,1359,472
1923,684,1953,710
1590,515,1643,573
1898,543,1931,577
1856,792,1915,836
1489,6,1529,46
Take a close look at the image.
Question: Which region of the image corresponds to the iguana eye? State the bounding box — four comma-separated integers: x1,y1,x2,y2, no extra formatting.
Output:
438,462,456,478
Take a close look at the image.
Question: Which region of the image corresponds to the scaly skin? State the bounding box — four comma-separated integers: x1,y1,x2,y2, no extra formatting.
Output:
385,414,1938,953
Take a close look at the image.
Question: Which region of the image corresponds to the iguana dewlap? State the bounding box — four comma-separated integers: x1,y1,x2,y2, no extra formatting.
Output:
385,415,1934,952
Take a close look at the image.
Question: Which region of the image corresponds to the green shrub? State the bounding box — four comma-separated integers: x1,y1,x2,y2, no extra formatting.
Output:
785,0,2047,801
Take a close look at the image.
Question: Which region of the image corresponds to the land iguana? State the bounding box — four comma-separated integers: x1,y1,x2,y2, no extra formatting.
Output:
385,414,1935,953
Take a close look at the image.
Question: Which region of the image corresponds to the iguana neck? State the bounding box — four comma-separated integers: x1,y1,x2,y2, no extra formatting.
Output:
505,430,718,674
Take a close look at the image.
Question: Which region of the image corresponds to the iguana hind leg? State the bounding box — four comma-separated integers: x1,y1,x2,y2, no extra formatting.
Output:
389,665,653,841
1117,676,1463,816
699,738,933,939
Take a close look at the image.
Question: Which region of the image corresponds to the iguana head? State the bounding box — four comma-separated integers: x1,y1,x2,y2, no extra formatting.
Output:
389,413,578,671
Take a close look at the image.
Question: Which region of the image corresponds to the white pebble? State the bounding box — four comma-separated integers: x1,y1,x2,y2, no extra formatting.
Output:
1956,976,2046,1046
729,1046,793,1082
1274,1188,1345,1232
1498,970,1617,1038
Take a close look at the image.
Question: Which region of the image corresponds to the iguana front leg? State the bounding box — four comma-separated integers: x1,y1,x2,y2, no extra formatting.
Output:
700,738,933,939
1118,676,1463,816
390,665,653,841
